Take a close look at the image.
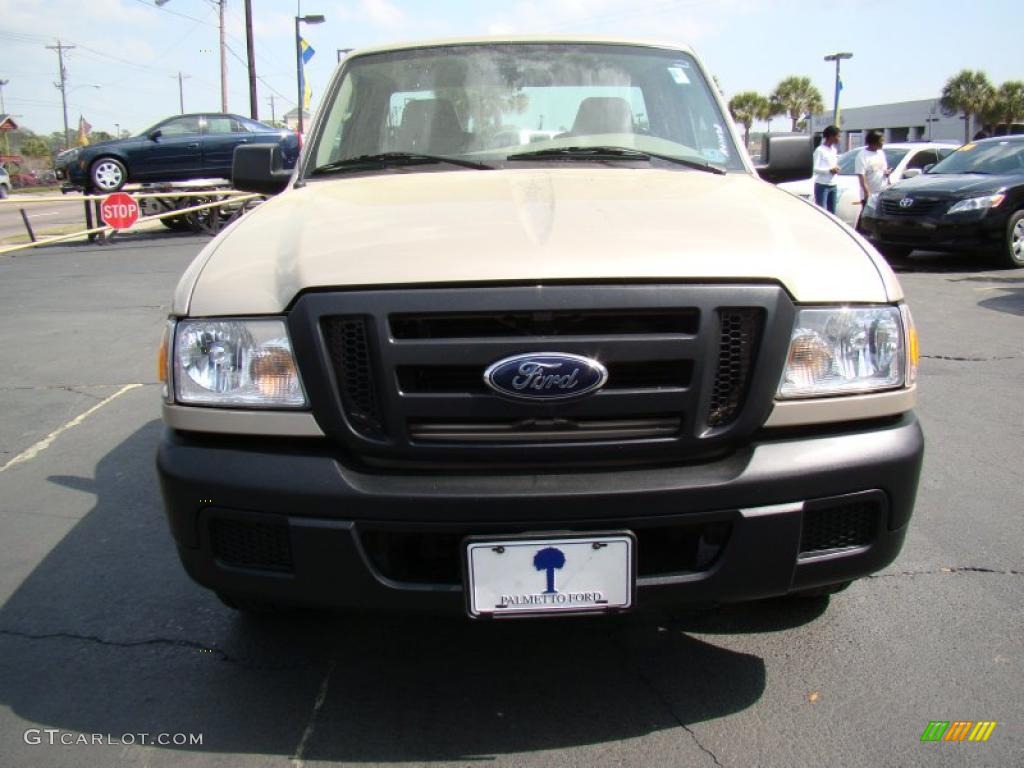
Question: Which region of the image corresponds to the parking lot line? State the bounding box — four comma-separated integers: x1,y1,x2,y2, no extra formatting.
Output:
0,383,142,473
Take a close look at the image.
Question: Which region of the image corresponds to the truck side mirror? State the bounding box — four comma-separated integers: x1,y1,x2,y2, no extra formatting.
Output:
233,144,293,195
756,134,813,184
902,168,922,179
148,129,162,142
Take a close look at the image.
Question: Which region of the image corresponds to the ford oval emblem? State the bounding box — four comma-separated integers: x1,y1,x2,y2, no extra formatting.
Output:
483,353,608,401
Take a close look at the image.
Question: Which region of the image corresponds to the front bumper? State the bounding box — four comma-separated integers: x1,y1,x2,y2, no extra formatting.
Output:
860,210,1006,252
157,414,923,614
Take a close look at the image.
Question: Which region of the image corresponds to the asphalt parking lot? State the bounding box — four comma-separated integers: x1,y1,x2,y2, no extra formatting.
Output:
0,233,1021,767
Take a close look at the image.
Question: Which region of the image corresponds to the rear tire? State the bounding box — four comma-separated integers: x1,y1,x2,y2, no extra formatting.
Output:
89,157,127,192
0,184,8,199
160,216,192,232
998,210,1024,268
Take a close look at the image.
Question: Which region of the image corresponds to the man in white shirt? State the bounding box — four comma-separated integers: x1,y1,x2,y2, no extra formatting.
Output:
812,125,841,214
856,130,891,204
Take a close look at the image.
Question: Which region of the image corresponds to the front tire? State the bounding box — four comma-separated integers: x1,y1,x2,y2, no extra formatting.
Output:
998,210,1024,268
0,184,8,199
89,157,127,192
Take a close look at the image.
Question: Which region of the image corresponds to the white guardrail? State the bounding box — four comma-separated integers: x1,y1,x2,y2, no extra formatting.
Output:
0,188,261,256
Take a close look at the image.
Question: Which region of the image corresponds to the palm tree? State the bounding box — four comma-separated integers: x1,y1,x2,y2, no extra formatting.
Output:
728,91,769,147
770,76,825,131
988,80,1024,134
533,547,565,594
940,70,996,143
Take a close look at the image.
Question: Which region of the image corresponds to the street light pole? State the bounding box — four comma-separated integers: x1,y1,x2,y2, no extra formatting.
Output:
294,13,325,136
823,52,852,128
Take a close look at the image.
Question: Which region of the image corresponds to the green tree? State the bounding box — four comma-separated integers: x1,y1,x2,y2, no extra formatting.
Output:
20,135,52,159
728,91,770,147
940,69,996,143
770,76,824,131
90,130,114,143
46,131,68,155
986,80,1024,134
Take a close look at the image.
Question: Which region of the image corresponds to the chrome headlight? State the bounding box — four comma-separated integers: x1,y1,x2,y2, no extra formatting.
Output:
947,192,1005,214
173,318,306,407
779,306,908,398
58,148,80,163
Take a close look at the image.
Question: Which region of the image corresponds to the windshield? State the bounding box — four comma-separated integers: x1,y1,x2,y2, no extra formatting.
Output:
928,139,1024,175
307,43,742,175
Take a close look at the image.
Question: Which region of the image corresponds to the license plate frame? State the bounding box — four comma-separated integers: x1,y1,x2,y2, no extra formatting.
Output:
463,531,636,619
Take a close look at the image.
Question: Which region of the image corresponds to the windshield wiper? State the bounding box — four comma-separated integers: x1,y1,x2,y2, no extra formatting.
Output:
506,146,726,175
311,152,493,175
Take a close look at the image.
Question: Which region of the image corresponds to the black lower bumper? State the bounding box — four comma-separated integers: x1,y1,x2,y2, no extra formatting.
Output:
860,212,1004,252
157,415,924,614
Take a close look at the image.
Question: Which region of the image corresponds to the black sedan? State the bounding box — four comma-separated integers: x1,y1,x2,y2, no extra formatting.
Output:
860,135,1024,268
54,113,300,192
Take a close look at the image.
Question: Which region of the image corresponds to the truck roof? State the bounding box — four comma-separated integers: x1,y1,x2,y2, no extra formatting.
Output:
345,35,698,59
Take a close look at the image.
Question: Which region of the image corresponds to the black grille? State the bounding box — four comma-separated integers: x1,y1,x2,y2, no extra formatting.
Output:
707,309,762,427
881,198,947,217
800,498,880,557
210,517,293,572
296,286,789,468
360,521,731,585
391,309,700,339
322,317,383,438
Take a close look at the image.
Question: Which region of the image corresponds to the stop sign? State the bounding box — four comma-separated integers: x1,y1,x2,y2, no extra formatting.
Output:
100,192,140,229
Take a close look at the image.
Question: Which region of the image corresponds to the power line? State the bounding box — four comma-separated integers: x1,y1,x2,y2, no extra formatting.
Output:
130,0,215,26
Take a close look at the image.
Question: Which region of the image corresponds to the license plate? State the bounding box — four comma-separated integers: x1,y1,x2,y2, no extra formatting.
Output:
464,533,635,618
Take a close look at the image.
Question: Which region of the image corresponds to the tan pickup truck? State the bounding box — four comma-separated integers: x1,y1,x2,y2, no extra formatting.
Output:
157,37,923,618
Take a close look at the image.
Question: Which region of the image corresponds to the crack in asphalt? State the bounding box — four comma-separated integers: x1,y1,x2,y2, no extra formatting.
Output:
0,628,313,671
609,630,725,768
867,566,1023,579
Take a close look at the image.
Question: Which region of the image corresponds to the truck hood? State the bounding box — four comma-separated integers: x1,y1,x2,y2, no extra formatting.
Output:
181,168,899,316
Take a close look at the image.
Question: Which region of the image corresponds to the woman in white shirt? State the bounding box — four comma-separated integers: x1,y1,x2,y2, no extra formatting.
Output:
812,125,842,214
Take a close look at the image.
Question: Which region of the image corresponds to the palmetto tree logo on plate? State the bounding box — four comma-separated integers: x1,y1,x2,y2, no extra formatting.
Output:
533,547,566,594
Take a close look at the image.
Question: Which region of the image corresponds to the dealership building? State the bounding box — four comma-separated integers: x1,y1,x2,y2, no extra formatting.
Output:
809,98,975,150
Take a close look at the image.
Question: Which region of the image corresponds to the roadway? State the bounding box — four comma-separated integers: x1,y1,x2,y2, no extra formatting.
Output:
0,194,93,240
0,235,1020,767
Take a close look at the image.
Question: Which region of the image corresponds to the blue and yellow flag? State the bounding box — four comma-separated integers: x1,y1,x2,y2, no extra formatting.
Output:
300,38,315,109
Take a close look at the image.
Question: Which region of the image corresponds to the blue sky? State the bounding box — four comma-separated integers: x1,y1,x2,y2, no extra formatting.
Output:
0,0,1020,137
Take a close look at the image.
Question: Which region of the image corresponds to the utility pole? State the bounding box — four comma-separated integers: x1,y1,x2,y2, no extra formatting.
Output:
46,40,76,151
114,122,121,139
0,78,9,156
156,0,228,112
823,52,853,127
219,0,228,112
172,72,191,114
268,94,276,126
244,0,258,119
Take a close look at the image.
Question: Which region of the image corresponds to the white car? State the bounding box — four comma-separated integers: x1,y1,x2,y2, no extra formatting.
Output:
778,142,958,227
0,165,11,198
